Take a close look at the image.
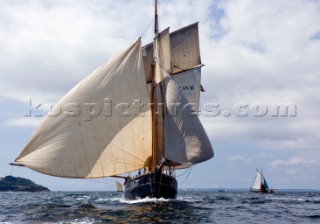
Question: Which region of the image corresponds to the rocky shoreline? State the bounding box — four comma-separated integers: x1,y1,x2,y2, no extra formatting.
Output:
0,176,50,192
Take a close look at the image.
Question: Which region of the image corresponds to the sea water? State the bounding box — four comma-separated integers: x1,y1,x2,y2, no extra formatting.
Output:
0,191,319,223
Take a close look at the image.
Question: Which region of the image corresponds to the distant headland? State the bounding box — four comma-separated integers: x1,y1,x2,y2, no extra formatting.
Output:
0,175,50,192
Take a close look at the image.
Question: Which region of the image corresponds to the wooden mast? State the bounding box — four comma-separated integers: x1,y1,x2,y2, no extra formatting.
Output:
154,0,159,35
151,0,159,170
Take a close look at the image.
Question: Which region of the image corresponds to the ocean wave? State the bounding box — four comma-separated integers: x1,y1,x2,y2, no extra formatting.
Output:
1,191,320,223
119,196,171,204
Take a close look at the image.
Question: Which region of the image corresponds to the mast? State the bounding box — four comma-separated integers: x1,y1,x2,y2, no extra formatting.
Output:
151,74,157,170
148,1,213,170
260,169,263,191
151,0,159,170
154,0,159,35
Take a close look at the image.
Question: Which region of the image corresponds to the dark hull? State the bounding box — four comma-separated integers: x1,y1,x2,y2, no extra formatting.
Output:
250,189,274,194
124,169,177,200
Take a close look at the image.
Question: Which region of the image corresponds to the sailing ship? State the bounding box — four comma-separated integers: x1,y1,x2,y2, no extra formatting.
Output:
250,170,274,193
10,0,214,200
218,185,226,192
115,181,123,192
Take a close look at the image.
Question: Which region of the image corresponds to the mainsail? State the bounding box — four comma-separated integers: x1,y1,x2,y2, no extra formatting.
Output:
15,39,152,178
251,171,262,191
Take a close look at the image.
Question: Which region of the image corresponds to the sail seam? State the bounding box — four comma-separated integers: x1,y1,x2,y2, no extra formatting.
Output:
109,143,146,162
79,126,93,178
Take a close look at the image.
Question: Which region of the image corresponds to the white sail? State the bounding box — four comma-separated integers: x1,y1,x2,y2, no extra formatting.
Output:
153,28,171,164
15,39,153,178
170,23,201,74
142,43,153,83
163,71,213,165
251,171,262,191
157,28,171,74
142,23,202,80
155,27,171,83
115,181,123,192
170,23,203,112
154,83,165,164
172,67,202,111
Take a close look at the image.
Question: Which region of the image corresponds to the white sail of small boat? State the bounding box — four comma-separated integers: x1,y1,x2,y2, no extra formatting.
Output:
11,0,214,200
115,181,123,192
250,170,273,193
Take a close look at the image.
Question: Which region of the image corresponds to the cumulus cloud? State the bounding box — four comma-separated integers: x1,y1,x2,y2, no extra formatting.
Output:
0,0,157,103
227,155,245,161
269,157,316,170
4,117,41,128
267,155,320,187
199,0,320,153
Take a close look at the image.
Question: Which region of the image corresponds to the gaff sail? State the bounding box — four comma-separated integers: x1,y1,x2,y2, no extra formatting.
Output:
15,39,153,178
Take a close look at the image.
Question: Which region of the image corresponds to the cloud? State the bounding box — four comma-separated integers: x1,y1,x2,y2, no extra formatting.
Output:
4,117,41,128
198,0,320,153
0,0,161,103
227,155,246,161
269,157,316,170
268,155,320,187
227,155,253,165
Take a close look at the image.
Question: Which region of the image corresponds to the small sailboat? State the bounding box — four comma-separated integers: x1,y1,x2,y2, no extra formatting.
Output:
218,185,226,192
10,0,213,200
250,170,274,193
115,181,123,192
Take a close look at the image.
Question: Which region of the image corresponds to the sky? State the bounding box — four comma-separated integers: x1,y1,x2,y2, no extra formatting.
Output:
0,0,320,191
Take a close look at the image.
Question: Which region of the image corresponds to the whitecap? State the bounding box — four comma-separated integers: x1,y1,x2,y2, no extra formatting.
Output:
119,197,171,204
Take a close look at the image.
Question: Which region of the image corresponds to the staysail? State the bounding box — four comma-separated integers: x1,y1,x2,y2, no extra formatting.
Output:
15,39,153,178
